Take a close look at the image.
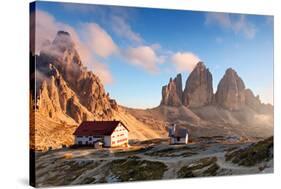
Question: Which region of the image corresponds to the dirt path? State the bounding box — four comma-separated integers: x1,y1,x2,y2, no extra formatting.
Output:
216,156,257,171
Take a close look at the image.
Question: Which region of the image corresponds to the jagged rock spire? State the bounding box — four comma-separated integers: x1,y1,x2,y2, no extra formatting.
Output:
183,62,213,108
161,73,183,106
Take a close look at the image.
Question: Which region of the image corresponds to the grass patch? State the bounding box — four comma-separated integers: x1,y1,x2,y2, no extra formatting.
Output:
177,157,218,178
145,146,197,157
202,163,220,176
225,136,273,166
36,160,100,186
80,177,96,184
110,156,167,181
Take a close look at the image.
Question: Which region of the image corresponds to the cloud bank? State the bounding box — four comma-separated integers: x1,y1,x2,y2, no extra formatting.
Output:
82,23,118,58
34,10,114,84
205,13,256,39
172,52,201,72
123,46,164,73
34,9,202,82
111,16,142,44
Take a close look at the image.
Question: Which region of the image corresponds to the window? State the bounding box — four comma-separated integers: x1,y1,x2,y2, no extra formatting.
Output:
89,137,92,141
177,137,180,141
117,138,127,143
78,141,82,145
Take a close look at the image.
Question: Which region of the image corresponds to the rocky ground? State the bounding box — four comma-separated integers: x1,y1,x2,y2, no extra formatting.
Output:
34,136,273,187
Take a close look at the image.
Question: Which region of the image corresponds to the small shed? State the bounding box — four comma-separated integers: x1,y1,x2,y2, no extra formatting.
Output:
168,124,189,144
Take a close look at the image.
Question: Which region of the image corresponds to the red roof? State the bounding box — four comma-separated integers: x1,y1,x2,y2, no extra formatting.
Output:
73,121,129,136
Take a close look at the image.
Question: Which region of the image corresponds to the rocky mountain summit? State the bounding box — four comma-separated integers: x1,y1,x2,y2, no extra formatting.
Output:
183,62,213,108
161,62,213,108
215,68,272,112
34,31,116,124
215,68,246,110
161,62,272,113
161,74,183,106
161,62,213,107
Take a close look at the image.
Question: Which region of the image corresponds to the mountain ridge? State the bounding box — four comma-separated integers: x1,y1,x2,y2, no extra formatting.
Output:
160,62,273,112
31,30,273,151
31,31,166,150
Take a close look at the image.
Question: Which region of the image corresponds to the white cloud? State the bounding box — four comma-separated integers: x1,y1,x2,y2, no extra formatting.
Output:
205,13,256,39
172,52,200,72
111,16,142,44
33,10,114,85
205,13,232,28
82,23,118,58
34,10,58,54
123,46,164,72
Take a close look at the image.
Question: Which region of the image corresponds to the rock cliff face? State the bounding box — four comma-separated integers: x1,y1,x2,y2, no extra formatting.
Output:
160,64,272,113
35,31,116,124
244,89,273,114
215,68,246,110
161,74,183,106
161,62,213,108
183,62,213,108
244,89,261,110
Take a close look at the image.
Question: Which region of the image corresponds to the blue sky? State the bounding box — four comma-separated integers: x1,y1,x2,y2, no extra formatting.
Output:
33,1,274,108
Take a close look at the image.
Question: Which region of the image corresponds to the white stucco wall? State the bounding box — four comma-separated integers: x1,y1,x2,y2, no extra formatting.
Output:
110,123,128,147
75,136,102,145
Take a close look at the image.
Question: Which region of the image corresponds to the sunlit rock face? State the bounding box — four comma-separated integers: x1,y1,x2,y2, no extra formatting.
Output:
183,62,213,108
215,68,246,111
35,31,116,124
161,74,183,106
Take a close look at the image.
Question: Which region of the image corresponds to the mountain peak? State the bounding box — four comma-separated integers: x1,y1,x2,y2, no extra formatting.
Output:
183,62,213,107
36,30,116,125
57,30,70,36
215,68,245,110
52,30,74,52
161,73,183,106
175,73,182,81
225,68,237,75
195,61,205,68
